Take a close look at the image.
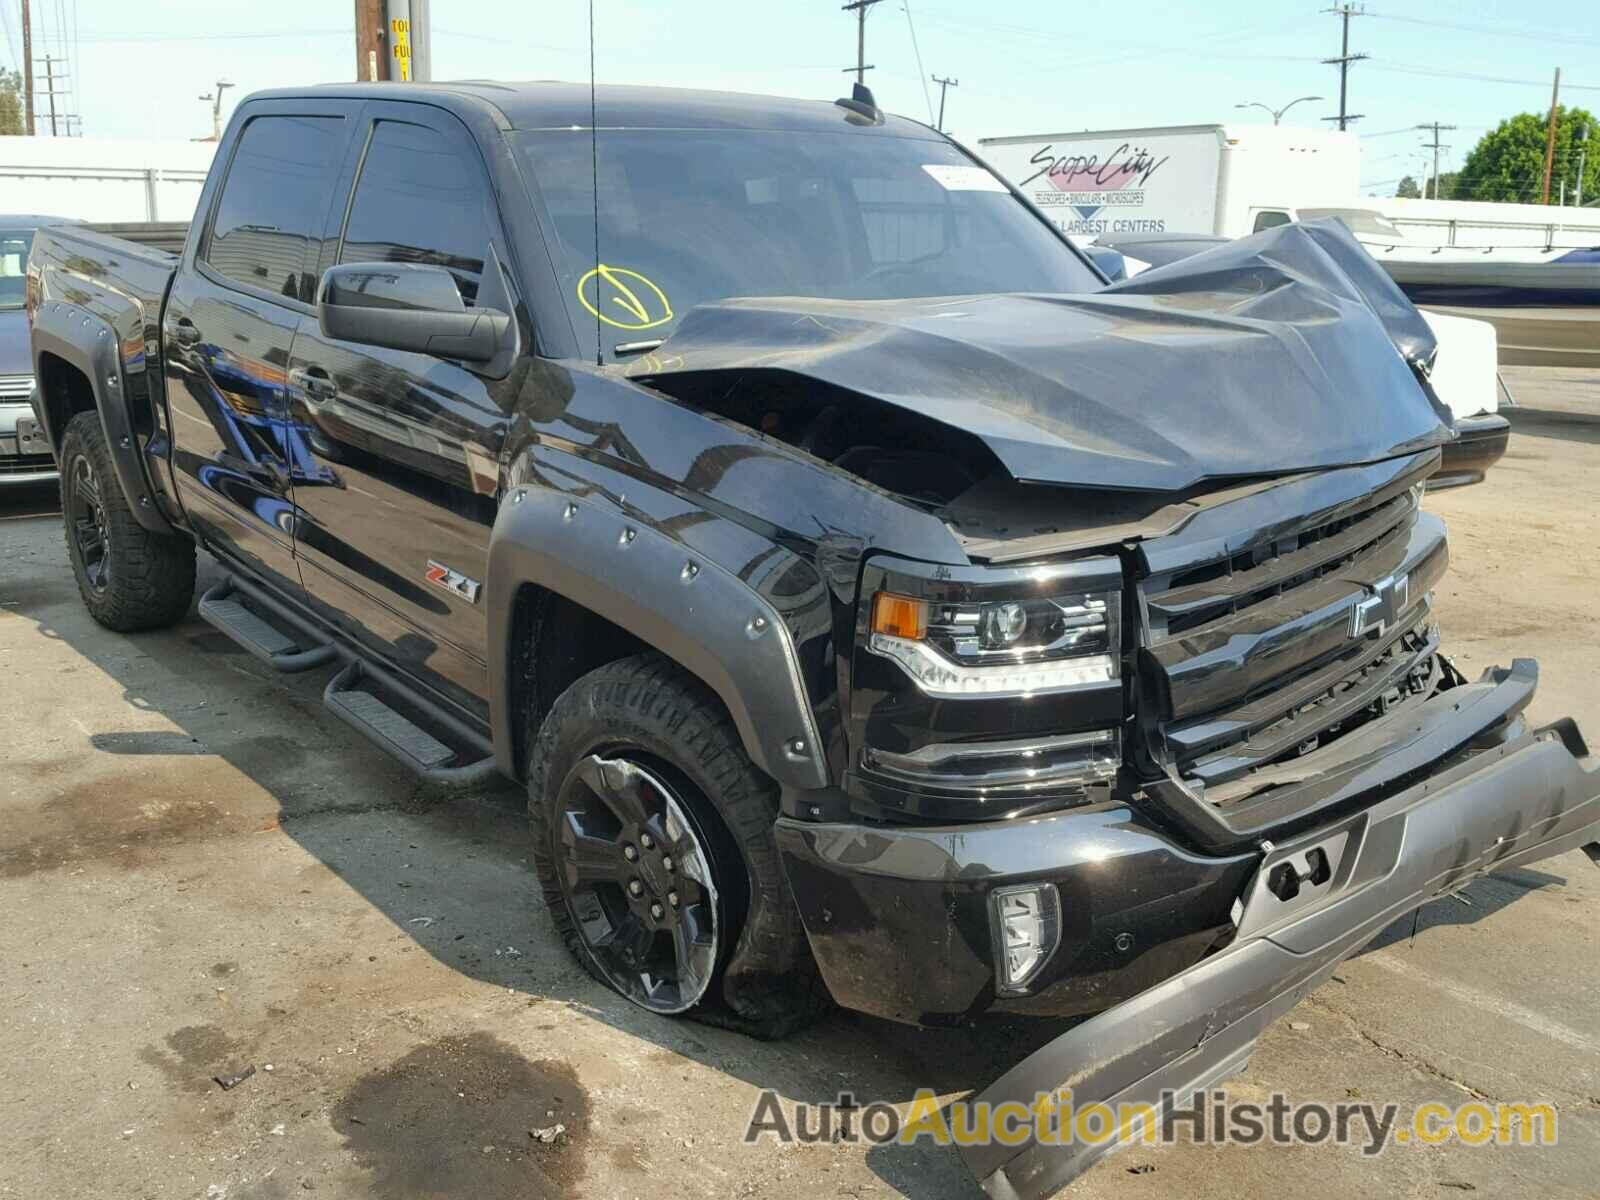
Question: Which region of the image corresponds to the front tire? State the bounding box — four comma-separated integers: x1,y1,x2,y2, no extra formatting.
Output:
528,653,828,1037
59,411,195,631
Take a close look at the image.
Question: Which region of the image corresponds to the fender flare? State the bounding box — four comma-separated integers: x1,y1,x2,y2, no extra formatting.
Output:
31,300,177,537
486,486,830,792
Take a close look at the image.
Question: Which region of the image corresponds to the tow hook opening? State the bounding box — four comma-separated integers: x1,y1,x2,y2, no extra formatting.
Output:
1266,846,1332,902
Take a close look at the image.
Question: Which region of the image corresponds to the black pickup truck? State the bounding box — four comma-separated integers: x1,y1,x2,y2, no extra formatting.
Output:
26,82,1600,1197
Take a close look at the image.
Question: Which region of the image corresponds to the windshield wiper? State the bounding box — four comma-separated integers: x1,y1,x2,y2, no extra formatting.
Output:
613,339,664,356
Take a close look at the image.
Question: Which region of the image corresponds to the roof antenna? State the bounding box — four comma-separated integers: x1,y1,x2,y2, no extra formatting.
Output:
836,80,884,126
589,0,603,367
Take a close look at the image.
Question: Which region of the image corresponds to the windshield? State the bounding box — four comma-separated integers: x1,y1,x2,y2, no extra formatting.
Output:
516,129,1100,357
1299,208,1402,240
0,228,35,310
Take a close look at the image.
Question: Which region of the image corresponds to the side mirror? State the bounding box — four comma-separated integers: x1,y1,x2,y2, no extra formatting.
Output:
317,262,512,363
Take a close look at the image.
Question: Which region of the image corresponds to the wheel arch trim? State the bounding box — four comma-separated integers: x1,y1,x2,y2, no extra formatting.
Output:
487,486,830,791
32,301,177,537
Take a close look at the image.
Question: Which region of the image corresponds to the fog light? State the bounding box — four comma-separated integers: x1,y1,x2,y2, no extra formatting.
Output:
991,882,1061,993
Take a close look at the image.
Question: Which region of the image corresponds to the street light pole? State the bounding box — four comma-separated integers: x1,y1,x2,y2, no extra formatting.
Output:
198,80,233,140
1235,96,1324,126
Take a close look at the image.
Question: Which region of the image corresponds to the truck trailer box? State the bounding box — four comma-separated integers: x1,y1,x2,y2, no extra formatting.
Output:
977,123,1359,240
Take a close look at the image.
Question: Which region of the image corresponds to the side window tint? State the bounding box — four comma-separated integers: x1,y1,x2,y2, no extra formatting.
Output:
205,115,346,302
340,121,492,305
1252,210,1292,233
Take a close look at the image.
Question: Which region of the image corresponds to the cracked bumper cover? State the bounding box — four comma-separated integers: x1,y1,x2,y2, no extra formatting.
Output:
961,661,1600,1199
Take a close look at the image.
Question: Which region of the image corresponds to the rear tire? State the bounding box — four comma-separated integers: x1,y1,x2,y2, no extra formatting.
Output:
528,653,829,1038
59,411,195,632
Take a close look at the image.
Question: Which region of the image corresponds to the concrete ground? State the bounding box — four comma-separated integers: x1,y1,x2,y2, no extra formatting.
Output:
2,366,1598,1199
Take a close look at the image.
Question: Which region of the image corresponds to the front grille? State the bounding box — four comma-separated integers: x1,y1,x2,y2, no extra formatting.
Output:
0,374,33,402
0,452,55,475
1141,479,1448,788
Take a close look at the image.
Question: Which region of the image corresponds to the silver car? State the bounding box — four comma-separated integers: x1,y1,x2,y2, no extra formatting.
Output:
2,218,68,486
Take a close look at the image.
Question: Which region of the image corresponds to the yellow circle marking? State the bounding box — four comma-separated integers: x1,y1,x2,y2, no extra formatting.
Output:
578,264,674,331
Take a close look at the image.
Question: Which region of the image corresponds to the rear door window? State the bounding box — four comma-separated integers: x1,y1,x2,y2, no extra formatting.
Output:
204,115,347,303
338,120,493,305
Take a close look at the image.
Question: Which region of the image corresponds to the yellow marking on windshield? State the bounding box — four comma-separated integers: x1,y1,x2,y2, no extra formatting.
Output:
577,264,674,330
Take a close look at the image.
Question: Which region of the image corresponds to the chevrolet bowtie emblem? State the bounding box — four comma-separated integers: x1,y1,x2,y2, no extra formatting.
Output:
1350,571,1410,639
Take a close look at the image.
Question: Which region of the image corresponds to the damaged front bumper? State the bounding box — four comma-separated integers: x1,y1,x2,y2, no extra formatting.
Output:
1432,412,1511,489
960,676,1600,1198
777,659,1600,1196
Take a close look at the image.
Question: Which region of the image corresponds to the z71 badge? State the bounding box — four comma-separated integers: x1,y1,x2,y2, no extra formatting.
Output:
425,560,481,604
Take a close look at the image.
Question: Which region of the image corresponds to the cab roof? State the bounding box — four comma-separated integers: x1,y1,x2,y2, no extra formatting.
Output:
247,80,942,138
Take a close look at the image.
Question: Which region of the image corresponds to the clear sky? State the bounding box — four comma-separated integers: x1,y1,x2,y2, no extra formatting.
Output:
3,0,1596,196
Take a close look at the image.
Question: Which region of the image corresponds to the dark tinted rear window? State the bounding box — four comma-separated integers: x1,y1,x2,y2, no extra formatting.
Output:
205,115,346,302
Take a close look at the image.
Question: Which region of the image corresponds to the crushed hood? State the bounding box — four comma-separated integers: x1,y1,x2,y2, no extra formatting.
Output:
632,220,1452,493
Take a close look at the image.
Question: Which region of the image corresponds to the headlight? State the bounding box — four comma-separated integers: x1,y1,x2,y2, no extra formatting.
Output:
868,586,1120,699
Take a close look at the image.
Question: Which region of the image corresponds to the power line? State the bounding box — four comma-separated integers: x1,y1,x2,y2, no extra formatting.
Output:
1364,11,1600,50
0,3,18,72
1367,63,1600,92
74,28,347,42
901,0,934,126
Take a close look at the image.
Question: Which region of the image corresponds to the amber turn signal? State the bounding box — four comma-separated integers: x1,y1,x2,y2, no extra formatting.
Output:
872,592,929,641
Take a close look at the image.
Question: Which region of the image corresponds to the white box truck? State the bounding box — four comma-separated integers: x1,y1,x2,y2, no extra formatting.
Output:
976,123,1361,240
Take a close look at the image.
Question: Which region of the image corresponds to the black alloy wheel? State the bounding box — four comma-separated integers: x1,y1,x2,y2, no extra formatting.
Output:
68,452,111,593
552,754,720,1014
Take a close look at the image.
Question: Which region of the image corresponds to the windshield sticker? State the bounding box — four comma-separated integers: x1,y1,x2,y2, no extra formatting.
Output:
578,264,674,330
920,164,1009,193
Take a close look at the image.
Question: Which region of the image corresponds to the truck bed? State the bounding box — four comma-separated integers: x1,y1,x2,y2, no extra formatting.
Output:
85,221,190,257
29,224,179,346
27,223,181,510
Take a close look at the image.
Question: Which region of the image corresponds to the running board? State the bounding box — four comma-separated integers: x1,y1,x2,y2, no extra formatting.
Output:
199,578,337,673
322,660,498,785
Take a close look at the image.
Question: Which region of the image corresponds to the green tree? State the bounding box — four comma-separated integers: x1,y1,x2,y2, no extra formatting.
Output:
0,69,23,136
1433,170,1461,200
1395,175,1422,199
1456,106,1598,204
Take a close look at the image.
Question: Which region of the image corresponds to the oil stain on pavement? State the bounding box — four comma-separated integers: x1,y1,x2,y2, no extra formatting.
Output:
333,1032,588,1197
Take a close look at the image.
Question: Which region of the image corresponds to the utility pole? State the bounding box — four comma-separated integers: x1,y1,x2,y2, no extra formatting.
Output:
841,0,881,86
1541,67,1561,206
1416,122,1456,199
1321,5,1367,131
20,0,35,135
932,74,958,132
199,80,233,140
1576,123,1589,208
355,0,390,81
42,52,56,135
388,0,431,82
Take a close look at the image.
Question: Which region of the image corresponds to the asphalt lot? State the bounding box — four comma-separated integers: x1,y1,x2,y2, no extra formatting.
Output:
2,366,1598,1199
